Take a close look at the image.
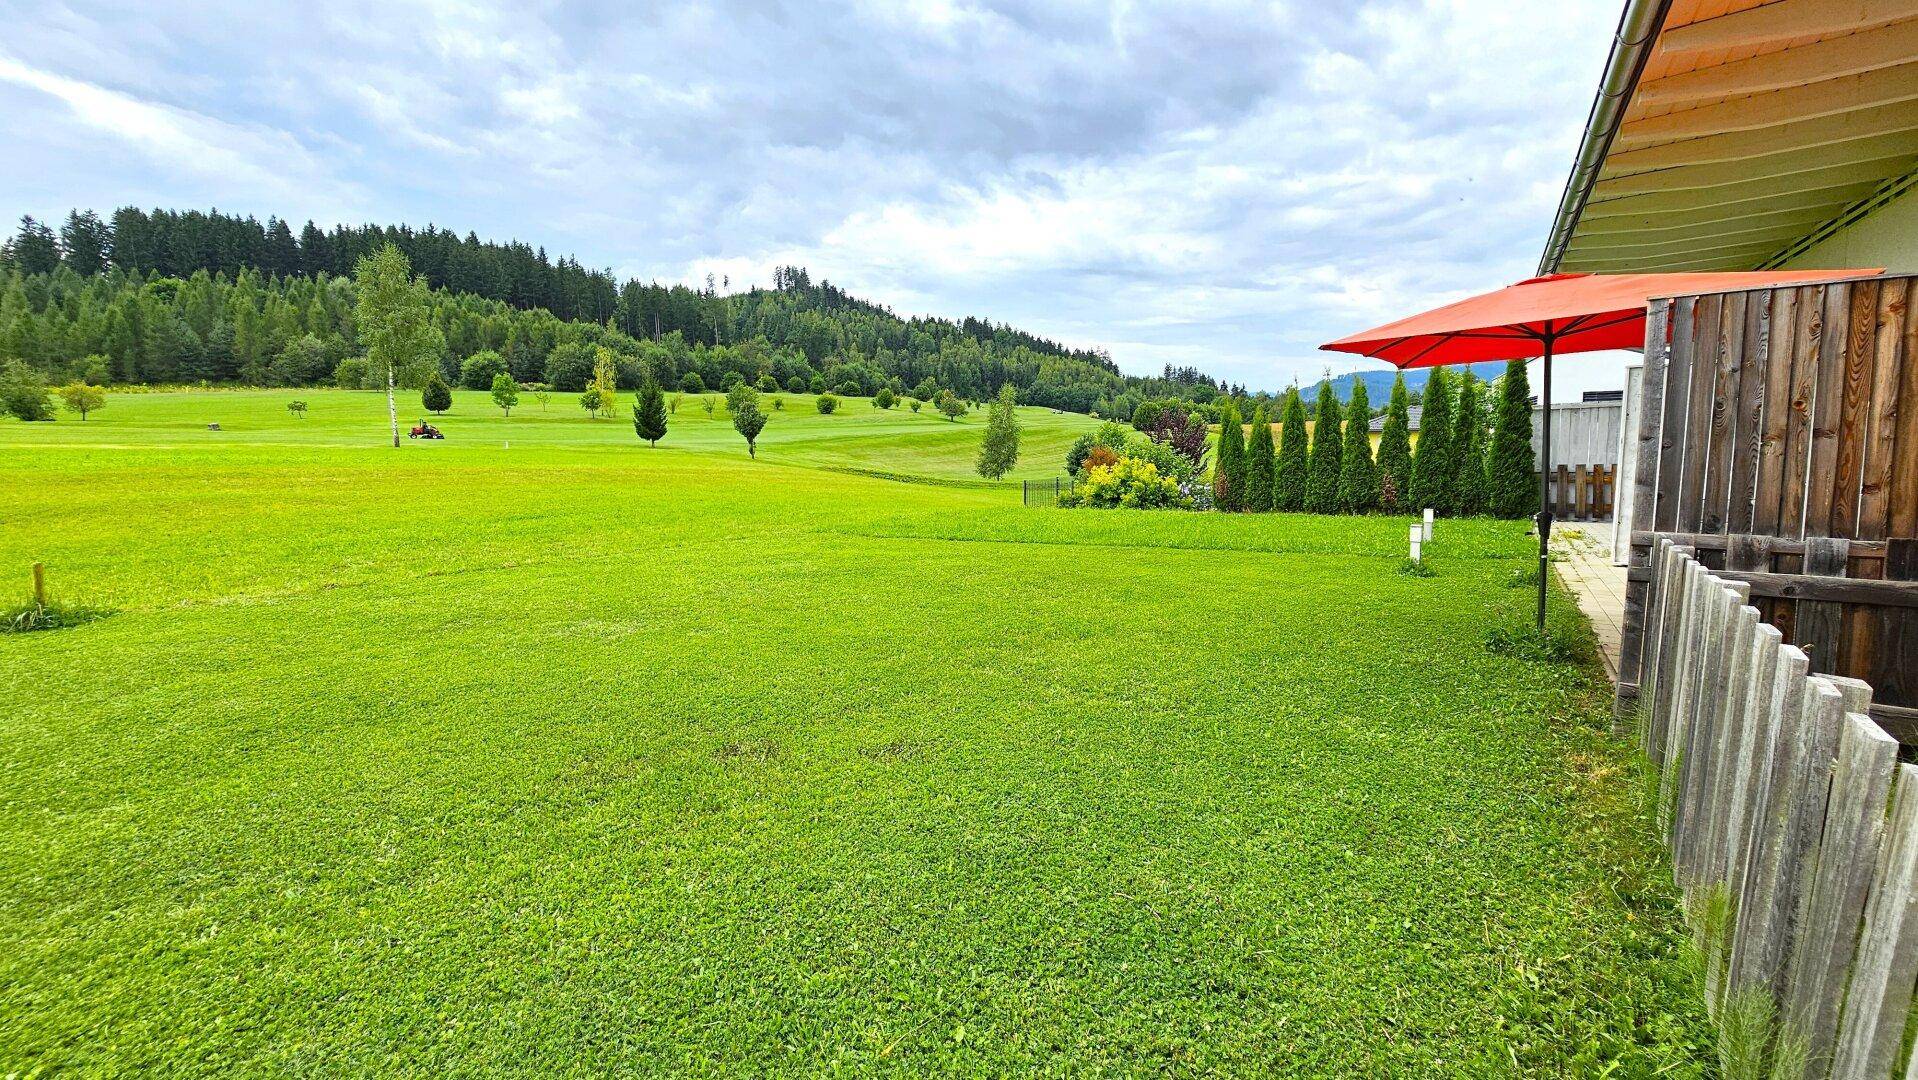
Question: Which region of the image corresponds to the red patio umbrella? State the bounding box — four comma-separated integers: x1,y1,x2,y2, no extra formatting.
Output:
1321,269,1880,628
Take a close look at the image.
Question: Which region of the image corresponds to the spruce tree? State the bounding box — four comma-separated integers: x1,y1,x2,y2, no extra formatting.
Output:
634,377,668,446
1406,366,1454,515
1336,380,1378,513
1304,382,1342,513
421,371,452,415
1486,358,1538,519
1273,388,1308,511
1448,372,1487,515
1376,374,1413,512
1244,405,1274,511
1213,402,1245,511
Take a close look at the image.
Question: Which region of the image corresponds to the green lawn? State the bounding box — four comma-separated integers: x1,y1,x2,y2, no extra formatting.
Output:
0,391,1707,1075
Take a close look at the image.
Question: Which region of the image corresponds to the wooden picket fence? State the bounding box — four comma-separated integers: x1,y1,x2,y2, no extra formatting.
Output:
1641,537,1918,1078
1539,463,1615,521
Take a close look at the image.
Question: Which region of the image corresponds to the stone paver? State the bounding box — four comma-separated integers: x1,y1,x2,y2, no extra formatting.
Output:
1550,521,1627,681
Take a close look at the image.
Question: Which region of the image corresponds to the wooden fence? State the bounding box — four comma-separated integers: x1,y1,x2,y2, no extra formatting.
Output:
1641,538,1918,1078
1618,274,1918,723
1541,463,1615,521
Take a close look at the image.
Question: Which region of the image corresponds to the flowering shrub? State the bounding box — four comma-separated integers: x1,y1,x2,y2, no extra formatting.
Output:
1083,445,1119,471
1060,457,1192,510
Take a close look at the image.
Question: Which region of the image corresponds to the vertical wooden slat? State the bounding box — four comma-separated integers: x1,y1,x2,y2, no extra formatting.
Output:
1782,286,1824,541
1857,278,1907,542
1806,283,1855,538
1891,281,1918,539
1830,763,1918,1080
1798,537,1851,675
1703,292,1747,534
1762,678,1851,1005
1656,296,1698,533
1726,643,1812,998
1556,463,1570,520
1829,280,1881,540
1729,290,1770,534
1874,540,1918,717
1779,708,1896,1078
1633,299,1672,532
1754,287,1799,537
1682,294,1724,534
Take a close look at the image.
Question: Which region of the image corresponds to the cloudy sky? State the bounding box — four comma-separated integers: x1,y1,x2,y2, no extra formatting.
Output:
0,0,1634,396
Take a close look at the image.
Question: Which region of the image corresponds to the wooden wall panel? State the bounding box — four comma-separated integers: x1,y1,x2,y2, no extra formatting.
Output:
1620,274,1918,720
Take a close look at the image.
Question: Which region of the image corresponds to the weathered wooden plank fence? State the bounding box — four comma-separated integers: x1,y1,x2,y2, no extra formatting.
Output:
1617,273,1918,729
1539,463,1615,521
1641,538,1918,1077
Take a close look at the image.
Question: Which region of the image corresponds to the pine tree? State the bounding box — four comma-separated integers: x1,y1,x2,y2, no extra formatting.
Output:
975,383,1021,479
1213,401,1245,510
1274,388,1308,511
1449,372,1488,516
633,377,668,446
421,371,452,414
1337,380,1378,513
1304,382,1342,513
1406,366,1454,515
1244,405,1274,512
1486,358,1538,519
1376,374,1413,512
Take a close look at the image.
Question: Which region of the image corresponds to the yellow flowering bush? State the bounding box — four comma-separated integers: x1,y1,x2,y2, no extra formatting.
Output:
1059,456,1192,510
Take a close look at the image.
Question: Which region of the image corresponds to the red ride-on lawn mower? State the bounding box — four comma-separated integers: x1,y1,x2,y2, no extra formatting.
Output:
409,420,445,440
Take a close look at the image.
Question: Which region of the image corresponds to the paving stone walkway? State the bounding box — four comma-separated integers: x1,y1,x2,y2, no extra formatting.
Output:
1551,521,1627,681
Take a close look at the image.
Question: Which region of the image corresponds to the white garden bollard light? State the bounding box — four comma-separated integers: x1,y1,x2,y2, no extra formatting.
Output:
1409,523,1422,565
1422,508,1434,542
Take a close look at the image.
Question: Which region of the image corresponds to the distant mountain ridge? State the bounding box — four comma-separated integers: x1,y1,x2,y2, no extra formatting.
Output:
1321,362,1506,402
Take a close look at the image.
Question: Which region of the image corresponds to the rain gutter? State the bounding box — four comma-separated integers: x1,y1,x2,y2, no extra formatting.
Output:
1537,0,1674,274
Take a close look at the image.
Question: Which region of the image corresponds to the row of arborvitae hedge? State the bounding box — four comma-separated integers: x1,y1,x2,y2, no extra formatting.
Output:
1213,359,1539,518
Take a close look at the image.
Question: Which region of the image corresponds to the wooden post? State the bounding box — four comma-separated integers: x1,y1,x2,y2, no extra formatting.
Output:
1831,762,1918,1079
32,562,45,607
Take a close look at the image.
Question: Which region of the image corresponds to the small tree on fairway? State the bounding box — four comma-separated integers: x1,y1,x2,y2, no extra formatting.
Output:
1448,372,1487,515
58,382,105,420
816,393,839,414
668,393,682,414
490,372,519,416
701,396,716,416
1337,379,1377,513
874,387,896,409
634,378,668,446
975,383,1020,479
422,371,452,415
1244,405,1274,511
1406,366,1454,515
354,244,443,446
1377,374,1413,512
731,386,766,457
1274,388,1308,511
909,398,922,413
936,390,965,422
680,372,705,393
1213,401,1245,511
1486,358,1538,519
287,400,308,419
590,349,619,418
1304,382,1342,513
579,387,603,417
535,390,552,411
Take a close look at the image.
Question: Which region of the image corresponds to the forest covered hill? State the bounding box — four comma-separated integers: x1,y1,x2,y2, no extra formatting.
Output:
0,208,1227,416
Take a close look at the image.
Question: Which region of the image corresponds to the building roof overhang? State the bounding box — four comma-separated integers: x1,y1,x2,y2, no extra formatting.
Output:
1540,0,1918,274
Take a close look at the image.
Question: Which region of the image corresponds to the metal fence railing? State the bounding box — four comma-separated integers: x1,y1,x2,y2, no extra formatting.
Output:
1022,477,1077,506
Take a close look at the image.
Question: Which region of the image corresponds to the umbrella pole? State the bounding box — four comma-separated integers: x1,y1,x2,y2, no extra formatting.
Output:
1535,339,1554,629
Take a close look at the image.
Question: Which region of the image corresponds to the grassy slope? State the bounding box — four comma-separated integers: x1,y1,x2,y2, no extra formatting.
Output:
0,388,1100,482
0,394,1707,1075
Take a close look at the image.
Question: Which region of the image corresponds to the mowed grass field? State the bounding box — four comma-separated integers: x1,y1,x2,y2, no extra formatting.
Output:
0,391,1708,1075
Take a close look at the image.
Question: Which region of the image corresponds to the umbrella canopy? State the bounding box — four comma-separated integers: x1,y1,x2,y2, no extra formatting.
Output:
1321,270,1880,368
1319,267,1880,630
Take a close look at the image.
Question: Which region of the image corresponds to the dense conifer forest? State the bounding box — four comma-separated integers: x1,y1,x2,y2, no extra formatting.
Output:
0,208,1226,414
